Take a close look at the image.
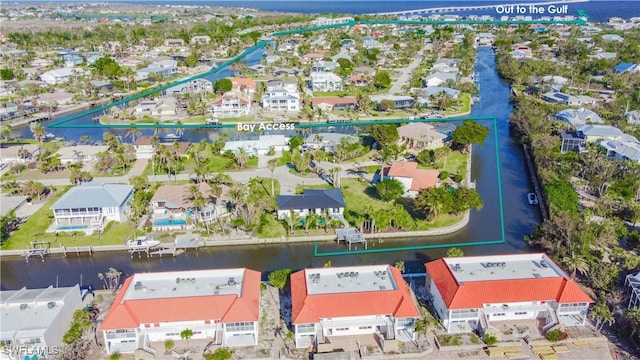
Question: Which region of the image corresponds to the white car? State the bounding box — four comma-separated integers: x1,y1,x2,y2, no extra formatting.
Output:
527,193,539,205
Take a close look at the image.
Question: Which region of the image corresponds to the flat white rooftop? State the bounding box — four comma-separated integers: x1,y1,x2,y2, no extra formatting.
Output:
122,269,246,302
305,265,397,295
444,253,565,283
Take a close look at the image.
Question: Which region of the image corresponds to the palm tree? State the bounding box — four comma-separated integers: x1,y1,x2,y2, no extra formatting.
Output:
234,148,248,168
125,127,141,144
561,251,588,279
590,302,614,331
175,120,185,138
446,247,465,257
394,260,406,273
1,124,13,142
30,122,45,144
180,328,194,346
267,160,276,197
190,184,205,227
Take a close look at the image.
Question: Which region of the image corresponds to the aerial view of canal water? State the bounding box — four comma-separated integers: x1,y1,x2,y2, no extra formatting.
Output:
1,47,542,290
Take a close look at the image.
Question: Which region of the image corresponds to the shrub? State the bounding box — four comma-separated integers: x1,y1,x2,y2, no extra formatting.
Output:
438,171,450,180
165,339,175,352
545,329,564,342
483,333,498,346
204,348,232,360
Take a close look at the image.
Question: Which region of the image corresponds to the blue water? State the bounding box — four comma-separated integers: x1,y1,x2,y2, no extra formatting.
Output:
92,1,639,22
57,224,89,231
153,217,187,226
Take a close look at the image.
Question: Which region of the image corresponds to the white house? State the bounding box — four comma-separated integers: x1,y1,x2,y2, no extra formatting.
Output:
310,16,354,26
600,140,640,162
49,181,134,234
55,145,109,164
262,87,300,112
0,285,85,359
40,68,74,85
132,136,155,159
291,264,420,349
423,72,456,87
310,72,343,92
166,78,212,94
626,271,640,309
136,66,178,79
100,268,261,355
190,35,211,45
276,189,345,220
576,124,639,143
210,93,251,118
542,92,598,106
223,135,290,156
425,253,592,334
552,108,604,127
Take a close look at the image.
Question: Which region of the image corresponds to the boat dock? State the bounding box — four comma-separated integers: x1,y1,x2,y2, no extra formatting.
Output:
335,216,367,250
23,242,96,262
149,237,199,257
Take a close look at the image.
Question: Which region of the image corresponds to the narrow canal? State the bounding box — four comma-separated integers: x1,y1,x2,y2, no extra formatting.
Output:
0,47,541,290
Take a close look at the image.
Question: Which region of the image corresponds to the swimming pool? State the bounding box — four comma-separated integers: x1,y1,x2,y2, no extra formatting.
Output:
57,224,89,231
153,218,186,226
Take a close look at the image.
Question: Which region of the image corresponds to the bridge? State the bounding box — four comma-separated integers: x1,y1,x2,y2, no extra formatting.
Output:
366,0,588,16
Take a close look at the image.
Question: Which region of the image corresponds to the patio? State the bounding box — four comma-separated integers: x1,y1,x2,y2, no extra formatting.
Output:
489,319,545,341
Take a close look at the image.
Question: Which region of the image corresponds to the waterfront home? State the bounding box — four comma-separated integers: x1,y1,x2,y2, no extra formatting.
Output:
223,135,289,156
0,195,28,217
425,253,593,334
290,264,419,349
383,162,439,198
38,91,75,106
422,86,460,100
55,145,109,164
303,132,358,153
541,92,598,106
89,80,114,95
559,131,587,154
40,68,74,85
133,98,176,117
190,35,211,45
276,189,345,220
230,77,257,97
0,144,39,164
423,72,456,87
626,271,640,309
311,96,357,112
626,110,640,124
150,183,230,231
131,136,155,159
397,123,448,150
136,66,178,80
369,94,414,111
475,32,495,45
0,285,85,359
312,61,340,72
164,38,185,47
310,72,343,92
602,34,624,42
167,78,212,94
262,87,300,112
553,108,604,127
210,93,251,118
100,268,261,355
576,124,638,143
431,58,461,74
310,16,354,26
615,62,639,75
600,140,640,162
49,181,134,234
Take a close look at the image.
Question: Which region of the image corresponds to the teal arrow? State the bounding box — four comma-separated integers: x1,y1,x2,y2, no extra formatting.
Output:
577,9,589,19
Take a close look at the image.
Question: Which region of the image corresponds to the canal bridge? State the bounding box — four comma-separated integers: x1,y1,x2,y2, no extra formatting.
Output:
366,0,588,16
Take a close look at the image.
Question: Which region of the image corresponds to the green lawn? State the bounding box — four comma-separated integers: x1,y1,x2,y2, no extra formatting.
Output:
417,150,468,174
254,177,280,197
445,93,471,115
257,215,287,238
274,151,291,167
295,183,332,194
182,155,258,173
217,116,256,123
343,150,376,164
1,189,140,250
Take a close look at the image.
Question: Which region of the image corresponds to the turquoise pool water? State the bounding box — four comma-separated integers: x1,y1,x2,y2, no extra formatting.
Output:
57,224,89,231
153,218,186,226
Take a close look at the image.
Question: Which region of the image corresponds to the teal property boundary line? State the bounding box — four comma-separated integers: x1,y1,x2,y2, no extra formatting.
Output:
313,117,506,257
49,11,588,129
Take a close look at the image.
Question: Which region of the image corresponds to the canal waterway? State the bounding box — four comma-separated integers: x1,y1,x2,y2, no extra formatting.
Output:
0,47,541,290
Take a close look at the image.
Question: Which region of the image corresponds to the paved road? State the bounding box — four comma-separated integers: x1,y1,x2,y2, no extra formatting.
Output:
388,49,425,95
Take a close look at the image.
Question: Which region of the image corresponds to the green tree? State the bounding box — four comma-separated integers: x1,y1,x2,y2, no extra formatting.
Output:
590,302,614,331
213,78,232,93
184,52,199,67
378,99,395,111
415,186,453,219
394,260,405,273
483,333,498,346
417,149,435,166
561,251,588,279
180,328,194,345
288,136,304,151
375,178,405,201
373,70,391,89
204,348,232,360
370,124,399,149
0,68,14,80
164,340,175,353
92,56,122,79
268,268,293,290
451,120,489,153
446,247,464,257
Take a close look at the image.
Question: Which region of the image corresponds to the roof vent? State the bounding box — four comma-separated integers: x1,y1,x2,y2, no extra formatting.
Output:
20,304,28,310
134,281,143,291
213,290,220,295
540,260,549,268
47,302,56,309
453,264,461,271
227,277,236,286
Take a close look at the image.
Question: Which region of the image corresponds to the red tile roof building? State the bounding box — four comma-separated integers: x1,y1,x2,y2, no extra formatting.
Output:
425,253,592,334
383,162,439,197
100,268,261,355
290,265,419,348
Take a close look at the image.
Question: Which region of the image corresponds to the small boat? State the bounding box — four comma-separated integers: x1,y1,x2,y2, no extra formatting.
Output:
127,236,161,249
527,193,539,205
162,133,182,140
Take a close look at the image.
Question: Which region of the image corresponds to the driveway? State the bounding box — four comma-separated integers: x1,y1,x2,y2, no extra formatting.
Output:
388,49,425,95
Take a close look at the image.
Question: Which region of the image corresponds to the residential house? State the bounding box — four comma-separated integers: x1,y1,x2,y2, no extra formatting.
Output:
626,271,640,309
423,72,456,87
55,145,109,164
383,162,439,197
422,86,460,100
262,85,300,112
346,74,370,87
131,136,156,159
576,124,638,143
89,80,114,95
230,77,257,97
397,123,448,150
310,72,343,92
625,110,640,124
602,34,624,42
100,268,261,355
369,95,414,110
223,135,290,156
136,66,178,80
559,131,587,154
150,183,230,231
276,189,345,220
311,96,358,112
40,68,74,85
134,99,176,117
431,58,461,74
190,35,211,45
362,36,381,49
541,92,598,106
150,58,178,69
210,93,251,118
425,253,593,334
62,54,83,68
0,195,28,217
0,285,85,359
49,181,134,233
310,16,354,26
552,108,604,127
291,264,419,348
166,78,212,94
541,75,569,86
475,32,495,45
38,92,75,106
164,38,185,47
590,52,617,61
600,140,640,162
266,79,297,93
301,50,330,64
0,144,39,164
615,62,639,74
312,61,340,72
303,133,358,153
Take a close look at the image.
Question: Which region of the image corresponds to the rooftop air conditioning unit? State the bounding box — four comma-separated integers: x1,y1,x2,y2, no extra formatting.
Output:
227,277,236,286
20,304,28,310
134,281,144,290
47,302,56,309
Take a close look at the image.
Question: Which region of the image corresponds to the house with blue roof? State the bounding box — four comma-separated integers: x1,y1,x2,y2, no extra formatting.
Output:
49,181,134,234
276,189,345,220
615,62,639,75
553,108,604,127
422,86,460,99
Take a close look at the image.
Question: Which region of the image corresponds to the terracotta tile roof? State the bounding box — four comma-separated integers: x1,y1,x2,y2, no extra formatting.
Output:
151,183,229,209
291,266,419,324
386,162,439,191
425,259,592,310
230,77,257,90
212,93,250,105
100,269,261,330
